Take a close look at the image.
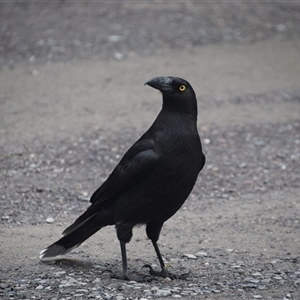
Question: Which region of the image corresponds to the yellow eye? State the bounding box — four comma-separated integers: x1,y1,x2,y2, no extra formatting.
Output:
179,85,186,92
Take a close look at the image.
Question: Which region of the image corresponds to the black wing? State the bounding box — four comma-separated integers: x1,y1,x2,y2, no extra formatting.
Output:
62,138,158,236
91,138,158,206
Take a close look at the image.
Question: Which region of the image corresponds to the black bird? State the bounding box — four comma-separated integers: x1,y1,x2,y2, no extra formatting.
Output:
40,76,206,280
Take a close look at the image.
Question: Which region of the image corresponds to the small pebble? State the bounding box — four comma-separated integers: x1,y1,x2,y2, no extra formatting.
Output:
239,162,247,168
107,35,123,42
113,52,124,60
245,278,260,284
76,289,88,293
231,265,241,269
103,293,112,300
31,69,39,76
54,271,66,276
46,217,54,223
155,289,172,297
183,254,197,259
35,285,43,290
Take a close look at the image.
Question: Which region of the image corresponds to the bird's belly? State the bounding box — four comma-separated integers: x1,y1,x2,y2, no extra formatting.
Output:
114,161,199,225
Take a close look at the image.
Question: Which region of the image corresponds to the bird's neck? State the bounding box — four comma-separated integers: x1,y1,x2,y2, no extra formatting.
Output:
161,98,198,123
154,106,198,134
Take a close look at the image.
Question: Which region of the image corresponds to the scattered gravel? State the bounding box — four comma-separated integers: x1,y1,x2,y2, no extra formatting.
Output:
1,2,300,67
0,255,299,299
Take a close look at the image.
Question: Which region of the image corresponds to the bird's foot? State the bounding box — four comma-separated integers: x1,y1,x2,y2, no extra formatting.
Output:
101,269,129,281
102,268,158,283
143,264,190,280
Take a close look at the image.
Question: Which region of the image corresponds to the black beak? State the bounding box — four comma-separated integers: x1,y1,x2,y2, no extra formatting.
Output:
145,76,173,93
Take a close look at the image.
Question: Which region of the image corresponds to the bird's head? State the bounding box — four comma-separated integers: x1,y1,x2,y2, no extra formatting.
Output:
145,76,197,117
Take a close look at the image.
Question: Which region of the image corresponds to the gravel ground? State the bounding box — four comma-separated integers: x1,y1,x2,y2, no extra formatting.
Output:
1,2,300,300
1,2,300,67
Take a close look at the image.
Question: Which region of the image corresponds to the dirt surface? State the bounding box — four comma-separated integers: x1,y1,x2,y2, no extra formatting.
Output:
0,2,300,300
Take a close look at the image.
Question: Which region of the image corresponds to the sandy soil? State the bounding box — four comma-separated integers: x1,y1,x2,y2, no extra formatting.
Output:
0,2,300,300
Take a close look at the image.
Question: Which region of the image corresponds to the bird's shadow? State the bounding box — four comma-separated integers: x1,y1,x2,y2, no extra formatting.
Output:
40,257,98,269
40,257,156,282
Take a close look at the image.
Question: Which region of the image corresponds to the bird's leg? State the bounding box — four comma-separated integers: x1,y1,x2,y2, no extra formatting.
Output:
102,224,133,280
120,241,129,280
113,223,133,280
150,239,168,275
144,223,189,280
143,240,189,280
102,241,130,280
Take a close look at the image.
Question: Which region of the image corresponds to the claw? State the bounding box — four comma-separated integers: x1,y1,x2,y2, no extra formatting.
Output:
143,264,169,278
101,269,129,280
142,264,190,280
174,272,191,280
142,264,153,271
101,269,114,276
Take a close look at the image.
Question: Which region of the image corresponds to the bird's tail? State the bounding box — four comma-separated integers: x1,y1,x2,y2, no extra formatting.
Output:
40,213,104,259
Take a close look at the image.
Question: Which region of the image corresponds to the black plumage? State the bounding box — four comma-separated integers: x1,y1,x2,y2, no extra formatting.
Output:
40,76,206,279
